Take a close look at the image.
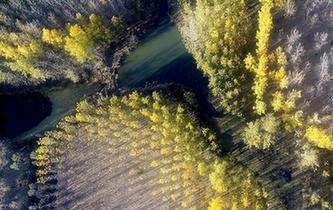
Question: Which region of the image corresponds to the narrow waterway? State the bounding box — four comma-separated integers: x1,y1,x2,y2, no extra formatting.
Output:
118,21,188,86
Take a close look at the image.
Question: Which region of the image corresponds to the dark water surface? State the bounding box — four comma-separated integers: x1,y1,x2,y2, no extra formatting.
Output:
0,93,52,139
119,20,217,117
134,54,217,117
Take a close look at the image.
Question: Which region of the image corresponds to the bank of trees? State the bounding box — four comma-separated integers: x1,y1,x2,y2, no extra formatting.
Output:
179,0,333,152
0,0,165,86
0,34,44,79
246,0,333,151
42,14,124,63
34,90,268,209
0,12,124,84
179,0,255,117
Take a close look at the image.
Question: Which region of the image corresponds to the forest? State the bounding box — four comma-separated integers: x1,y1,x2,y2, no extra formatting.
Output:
0,0,333,209
0,0,166,88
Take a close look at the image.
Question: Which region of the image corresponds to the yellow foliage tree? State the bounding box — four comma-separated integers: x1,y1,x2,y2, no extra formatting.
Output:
305,126,333,150
34,90,269,209
0,33,44,79
42,28,65,46
208,197,226,210
42,13,118,63
242,113,281,149
179,0,254,117
244,0,287,115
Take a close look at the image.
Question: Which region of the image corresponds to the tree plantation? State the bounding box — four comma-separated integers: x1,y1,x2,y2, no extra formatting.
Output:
179,0,333,151
178,0,333,208
33,90,268,209
42,14,124,63
0,13,123,82
179,0,255,117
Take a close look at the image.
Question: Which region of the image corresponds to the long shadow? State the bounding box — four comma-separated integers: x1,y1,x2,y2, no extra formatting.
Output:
208,117,234,155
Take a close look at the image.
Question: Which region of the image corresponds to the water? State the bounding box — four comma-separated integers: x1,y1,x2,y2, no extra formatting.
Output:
0,93,52,139
7,19,213,142
119,21,188,86
13,83,99,141
119,20,215,116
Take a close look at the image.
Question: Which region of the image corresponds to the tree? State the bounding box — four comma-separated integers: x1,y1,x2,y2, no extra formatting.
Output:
305,126,333,150
64,24,94,63
208,197,225,210
242,113,281,149
297,143,320,169
42,28,65,46
0,34,44,79
209,160,229,193
244,0,287,115
34,90,268,209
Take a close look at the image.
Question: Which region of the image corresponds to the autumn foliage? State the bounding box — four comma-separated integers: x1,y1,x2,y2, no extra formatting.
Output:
179,0,255,117
0,32,44,79
34,90,268,209
42,13,122,63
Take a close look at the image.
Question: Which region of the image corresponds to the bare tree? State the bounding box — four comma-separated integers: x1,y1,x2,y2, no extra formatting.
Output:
319,53,331,82
288,69,305,86
290,43,305,65
286,28,305,68
0,179,10,208
284,0,296,17
314,32,328,50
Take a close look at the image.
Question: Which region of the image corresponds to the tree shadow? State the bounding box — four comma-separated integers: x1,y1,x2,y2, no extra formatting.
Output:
208,117,234,155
